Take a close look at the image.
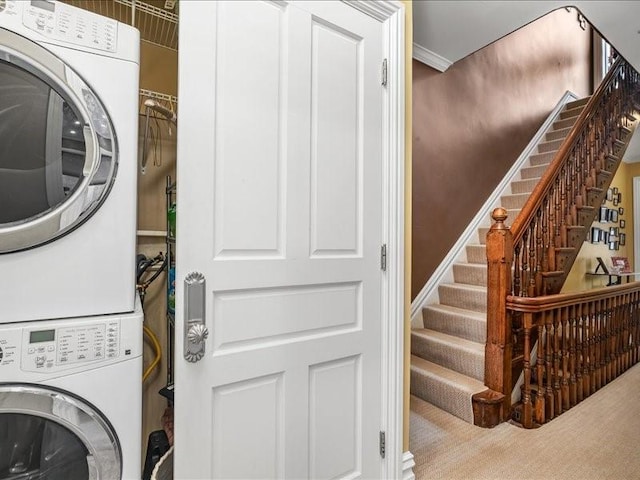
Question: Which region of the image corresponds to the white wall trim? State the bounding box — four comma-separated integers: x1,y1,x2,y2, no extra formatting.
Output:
413,42,452,72
373,2,405,478
410,90,579,325
633,177,640,272
344,0,402,22
402,451,416,480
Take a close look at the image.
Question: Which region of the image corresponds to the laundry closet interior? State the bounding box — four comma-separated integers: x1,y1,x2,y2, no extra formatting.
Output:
84,0,182,468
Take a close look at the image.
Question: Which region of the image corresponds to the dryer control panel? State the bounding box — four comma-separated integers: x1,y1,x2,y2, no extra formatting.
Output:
0,299,142,378
22,320,120,371
21,320,121,372
2,0,118,52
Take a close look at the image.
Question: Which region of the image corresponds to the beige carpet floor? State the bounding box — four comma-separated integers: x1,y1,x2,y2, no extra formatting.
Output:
410,363,640,480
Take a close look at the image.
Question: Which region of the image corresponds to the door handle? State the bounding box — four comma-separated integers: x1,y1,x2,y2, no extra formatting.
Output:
184,272,208,363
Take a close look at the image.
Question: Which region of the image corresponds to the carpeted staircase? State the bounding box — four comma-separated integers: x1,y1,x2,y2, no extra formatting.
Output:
410,97,590,424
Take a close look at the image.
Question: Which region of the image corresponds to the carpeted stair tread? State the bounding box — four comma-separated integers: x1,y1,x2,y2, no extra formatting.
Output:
422,303,487,343
465,244,487,264
559,105,586,120
538,138,565,153
477,227,490,245
438,283,487,312
553,116,579,130
529,151,556,166
500,192,530,210
511,177,540,194
410,355,486,424
453,262,487,287
521,163,549,179
566,96,590,109
546,126,573,141
411,329,484,389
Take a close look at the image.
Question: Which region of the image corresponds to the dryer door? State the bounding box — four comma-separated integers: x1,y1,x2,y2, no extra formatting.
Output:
0,27,117,253
0,385,121,480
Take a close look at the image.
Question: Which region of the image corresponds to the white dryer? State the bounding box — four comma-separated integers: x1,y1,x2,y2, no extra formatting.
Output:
0,300,143,479
0,1,139,323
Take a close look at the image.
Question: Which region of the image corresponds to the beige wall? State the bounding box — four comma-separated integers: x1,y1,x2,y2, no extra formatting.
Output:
140,42,178,96
564,161,640,292
412,8,593,299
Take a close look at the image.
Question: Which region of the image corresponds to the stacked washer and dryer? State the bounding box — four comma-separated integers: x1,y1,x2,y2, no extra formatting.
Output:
0,1,142,479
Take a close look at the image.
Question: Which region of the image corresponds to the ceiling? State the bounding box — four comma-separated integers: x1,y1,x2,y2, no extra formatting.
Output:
413,1,640,162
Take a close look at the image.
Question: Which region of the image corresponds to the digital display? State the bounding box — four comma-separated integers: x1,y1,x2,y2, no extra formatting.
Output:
31,1,55,13
30,329,55,343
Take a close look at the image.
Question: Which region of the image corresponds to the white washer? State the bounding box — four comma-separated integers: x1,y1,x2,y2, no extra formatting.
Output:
0,299,143,479
0,1,139,323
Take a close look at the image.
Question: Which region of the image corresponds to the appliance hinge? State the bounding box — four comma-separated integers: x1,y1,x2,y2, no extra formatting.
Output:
380,244,387,271
381,58,388,87
379,431,386,458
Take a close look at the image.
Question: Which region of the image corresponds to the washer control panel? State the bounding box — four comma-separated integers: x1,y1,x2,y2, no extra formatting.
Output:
21,320,121,372
5,0,119,52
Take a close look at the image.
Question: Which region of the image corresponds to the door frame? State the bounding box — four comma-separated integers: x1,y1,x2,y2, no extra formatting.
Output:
344,1,406,477
634,176,640,272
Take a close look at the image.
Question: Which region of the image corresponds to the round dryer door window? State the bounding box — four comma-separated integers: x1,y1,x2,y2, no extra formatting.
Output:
0,385,121,480
0,27,117,253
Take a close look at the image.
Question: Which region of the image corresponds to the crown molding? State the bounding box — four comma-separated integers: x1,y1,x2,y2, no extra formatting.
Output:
412,42,452,72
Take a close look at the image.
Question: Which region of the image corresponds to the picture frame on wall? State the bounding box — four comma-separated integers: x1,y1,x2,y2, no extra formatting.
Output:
600,206,609,223
609,209,619,223
620,220,626,228
619,207,624,215
617,192,622,203
610,227,619,237
591,227,601,243
611,256,631,273
609,240,619,251
620,233,626,246
613,187,619,195
607,188,614,201
613,196,619,206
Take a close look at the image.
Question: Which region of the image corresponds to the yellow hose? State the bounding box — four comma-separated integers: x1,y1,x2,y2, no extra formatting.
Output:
143,324,162,382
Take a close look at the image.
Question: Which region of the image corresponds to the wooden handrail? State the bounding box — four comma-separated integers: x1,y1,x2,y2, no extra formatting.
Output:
510,57,625,242
507,281,640,312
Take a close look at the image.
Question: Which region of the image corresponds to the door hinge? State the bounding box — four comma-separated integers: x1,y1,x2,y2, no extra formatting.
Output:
380,244,387,271
381,58,388,87
379,431,386,458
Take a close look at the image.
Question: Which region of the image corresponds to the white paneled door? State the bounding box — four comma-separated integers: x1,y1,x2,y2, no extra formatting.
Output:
175,1,392,478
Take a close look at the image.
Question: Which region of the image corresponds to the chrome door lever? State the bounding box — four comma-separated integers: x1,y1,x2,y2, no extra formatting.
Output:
184,272,208,363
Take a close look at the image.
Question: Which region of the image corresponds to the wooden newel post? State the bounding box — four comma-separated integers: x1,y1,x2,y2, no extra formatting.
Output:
485,207,514,420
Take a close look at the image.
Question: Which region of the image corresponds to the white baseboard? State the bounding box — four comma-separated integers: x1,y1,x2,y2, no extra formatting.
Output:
402,451,415,480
